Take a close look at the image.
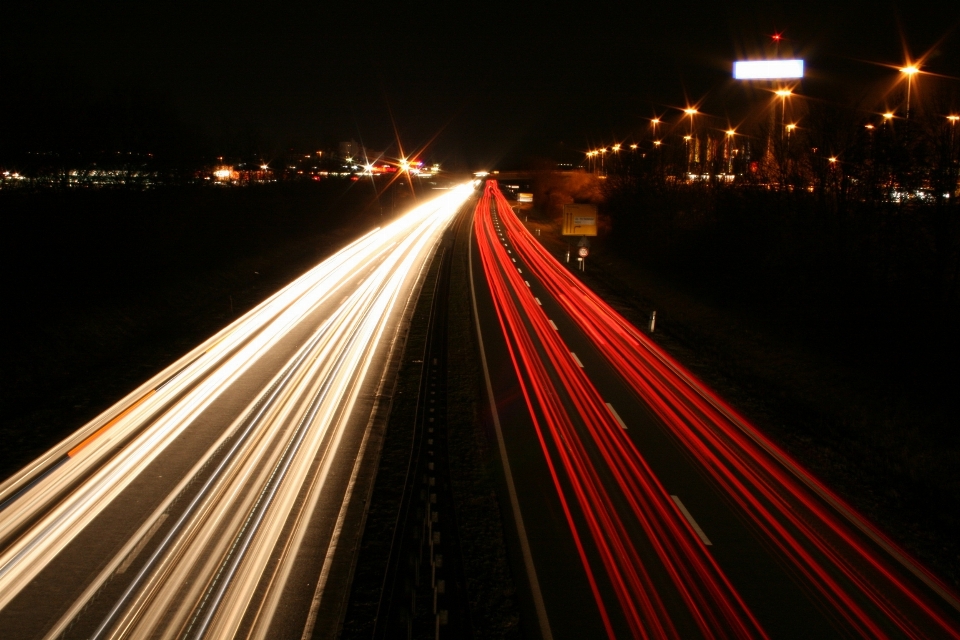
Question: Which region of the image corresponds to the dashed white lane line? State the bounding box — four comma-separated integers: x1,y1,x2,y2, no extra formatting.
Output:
518,268,523,274
671,495,713,546
570,352,583,368
535,298,542,306
548,319,558,330
524,280,530,287
605,403,627,429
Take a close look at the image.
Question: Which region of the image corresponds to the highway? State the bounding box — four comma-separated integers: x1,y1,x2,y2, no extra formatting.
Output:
469,181,960,639
0,183,473,639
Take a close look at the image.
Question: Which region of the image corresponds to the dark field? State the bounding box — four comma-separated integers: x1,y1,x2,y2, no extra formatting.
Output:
0,181,411,480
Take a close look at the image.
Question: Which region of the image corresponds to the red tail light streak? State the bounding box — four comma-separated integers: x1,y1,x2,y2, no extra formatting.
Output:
476,180,960,638
475,184,764,638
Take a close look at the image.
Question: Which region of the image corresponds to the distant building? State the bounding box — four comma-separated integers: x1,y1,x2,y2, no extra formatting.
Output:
339,140,358,160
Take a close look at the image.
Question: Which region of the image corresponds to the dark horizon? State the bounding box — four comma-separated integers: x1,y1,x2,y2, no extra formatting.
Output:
2,1,958,170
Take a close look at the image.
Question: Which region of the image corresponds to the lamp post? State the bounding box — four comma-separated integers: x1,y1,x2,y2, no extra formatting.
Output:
900,65,919,119
683,108,697,136
725,129,736,174
775,89,792,142
683,108,697,175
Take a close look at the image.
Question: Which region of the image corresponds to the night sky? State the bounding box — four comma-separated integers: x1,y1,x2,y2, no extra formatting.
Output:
2,1,957,169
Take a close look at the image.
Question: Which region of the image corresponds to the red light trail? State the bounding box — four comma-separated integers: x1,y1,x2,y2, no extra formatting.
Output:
475,180,960,638
474,183,765,638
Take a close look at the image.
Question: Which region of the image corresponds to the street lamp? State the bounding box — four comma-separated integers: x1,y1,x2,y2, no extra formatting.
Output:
725,129,736,174
683,108,697,136
775,89,792,141
900,65,920,118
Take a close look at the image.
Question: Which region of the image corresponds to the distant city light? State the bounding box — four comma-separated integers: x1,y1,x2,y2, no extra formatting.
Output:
734,59,804,80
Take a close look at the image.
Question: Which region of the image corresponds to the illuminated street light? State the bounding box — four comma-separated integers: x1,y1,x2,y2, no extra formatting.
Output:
725,130,737,174
900,65,920,118
775,89,792,142
828,156,837,164
653,140,662,147
683,107,698,136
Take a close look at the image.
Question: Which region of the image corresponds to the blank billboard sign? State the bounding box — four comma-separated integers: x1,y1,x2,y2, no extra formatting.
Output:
734,59,804,79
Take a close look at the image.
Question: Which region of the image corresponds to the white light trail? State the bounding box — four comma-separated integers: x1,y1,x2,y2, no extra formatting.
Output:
0,183,474,635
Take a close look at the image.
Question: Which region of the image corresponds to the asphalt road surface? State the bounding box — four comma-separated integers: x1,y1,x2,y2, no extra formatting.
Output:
469,180,960,639
0,183,473,640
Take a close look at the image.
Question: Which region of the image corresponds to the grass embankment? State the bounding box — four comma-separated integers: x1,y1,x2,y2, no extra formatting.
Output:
341,201,519,638
520,197,960,592
445,205,520,637
0,181,396,480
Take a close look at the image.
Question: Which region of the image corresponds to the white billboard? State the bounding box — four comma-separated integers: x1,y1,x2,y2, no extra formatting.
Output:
734,59,804,80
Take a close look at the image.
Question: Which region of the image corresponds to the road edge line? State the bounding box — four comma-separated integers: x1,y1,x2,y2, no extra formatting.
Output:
468,204,554,640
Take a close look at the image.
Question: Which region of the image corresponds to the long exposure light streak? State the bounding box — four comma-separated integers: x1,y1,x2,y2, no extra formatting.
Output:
0,183,473,639
475,183,764,639
483,180,960,638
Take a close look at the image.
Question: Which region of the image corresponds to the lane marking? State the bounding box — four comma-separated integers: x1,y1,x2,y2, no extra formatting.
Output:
549,320,558,331
605,403,627,430
570,352,584,368
671,495,712,546
117,513,169,574
524,280,531,288
68,390,156,458
469,212,554,640
535,298,542,306
517,268,523,274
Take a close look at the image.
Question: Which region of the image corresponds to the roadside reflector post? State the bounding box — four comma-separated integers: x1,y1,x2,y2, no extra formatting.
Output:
649,310,657,332
566,248,570,263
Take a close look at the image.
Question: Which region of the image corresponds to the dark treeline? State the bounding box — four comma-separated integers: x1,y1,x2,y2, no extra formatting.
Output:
601,97,960,361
